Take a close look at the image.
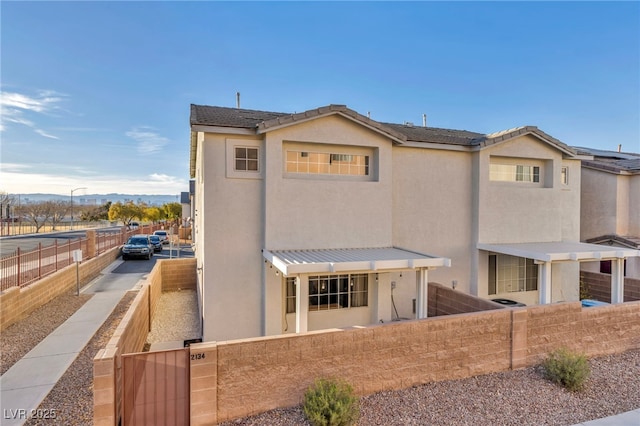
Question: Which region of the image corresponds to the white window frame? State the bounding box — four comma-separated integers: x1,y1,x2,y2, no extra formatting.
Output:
226,139,263,179
283,142,376,181
286,273,369,313
488,254,538,295
561,166,569,185
490,163,540,183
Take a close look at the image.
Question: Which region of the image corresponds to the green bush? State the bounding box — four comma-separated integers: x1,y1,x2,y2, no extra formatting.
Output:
303,378,360,426
542,347,591,391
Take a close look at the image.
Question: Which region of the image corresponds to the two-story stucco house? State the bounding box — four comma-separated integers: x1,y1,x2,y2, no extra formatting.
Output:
578,147,640,281
189,104,640,342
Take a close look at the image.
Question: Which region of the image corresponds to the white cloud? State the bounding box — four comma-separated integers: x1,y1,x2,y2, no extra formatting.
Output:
1,91,64,113
0,163,32,173
34,129,60,139
0,89,67,138
126,127,170,154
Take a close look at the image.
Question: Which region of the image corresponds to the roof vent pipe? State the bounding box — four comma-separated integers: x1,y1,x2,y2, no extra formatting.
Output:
618,144,622,152
423,113,427,127
236,92,240,109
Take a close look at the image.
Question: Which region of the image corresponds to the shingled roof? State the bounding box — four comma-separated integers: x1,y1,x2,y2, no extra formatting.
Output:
190,104,289,128
574,146,640,174
190,104,576,154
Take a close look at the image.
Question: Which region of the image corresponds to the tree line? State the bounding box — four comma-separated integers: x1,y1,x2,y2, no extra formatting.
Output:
0,193,182,233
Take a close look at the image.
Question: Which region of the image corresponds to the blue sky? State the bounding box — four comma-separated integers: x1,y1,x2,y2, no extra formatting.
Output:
1,1,639,196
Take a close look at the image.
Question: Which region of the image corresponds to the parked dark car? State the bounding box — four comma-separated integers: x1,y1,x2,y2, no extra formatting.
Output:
122,235,153,260
148,235,163,253
491,298,526,307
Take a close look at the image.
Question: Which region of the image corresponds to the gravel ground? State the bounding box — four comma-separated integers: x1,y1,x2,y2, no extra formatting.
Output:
0,290,92,375
221,348,640,426
0,287,135,426
146,289,200,347
3,289,639,426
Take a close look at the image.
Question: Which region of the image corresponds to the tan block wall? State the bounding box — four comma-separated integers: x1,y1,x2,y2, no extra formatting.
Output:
93,348,117,426
579,301,640,357
211,309,513,422
428,282,503,316
525,302,583,365
161,258,197,292
94,259,640,425
189,300,640,424
581,271,640,303
95,284,151,425
190,342,218,426
93,257,197,425
524,301,640,365
0,247,121,330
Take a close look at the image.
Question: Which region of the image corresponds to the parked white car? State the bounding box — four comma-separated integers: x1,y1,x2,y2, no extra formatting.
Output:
153,230,169,244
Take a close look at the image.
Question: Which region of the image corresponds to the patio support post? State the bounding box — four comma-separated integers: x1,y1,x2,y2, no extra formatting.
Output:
537,261,552,305
415,268,428,319
611,258,624,304
295,275,308,333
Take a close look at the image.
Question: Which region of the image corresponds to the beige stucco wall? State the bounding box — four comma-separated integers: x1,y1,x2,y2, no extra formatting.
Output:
477,135,579,244
580,168,619,240
263,115,393,250
630,175,640,237
579,167,640,240
392,146,473,293
195,131,265,341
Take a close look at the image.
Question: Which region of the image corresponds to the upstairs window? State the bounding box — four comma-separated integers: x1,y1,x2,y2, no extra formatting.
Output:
286,150,369,176
490,163,540,183
226,139,263,179
561,167,569,185
235,147,259,172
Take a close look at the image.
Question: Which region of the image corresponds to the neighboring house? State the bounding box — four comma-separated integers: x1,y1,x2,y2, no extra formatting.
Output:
189,104,640,342
578,147,640,282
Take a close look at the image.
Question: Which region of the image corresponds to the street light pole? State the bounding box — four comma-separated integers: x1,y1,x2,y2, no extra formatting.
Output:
70,187,87,230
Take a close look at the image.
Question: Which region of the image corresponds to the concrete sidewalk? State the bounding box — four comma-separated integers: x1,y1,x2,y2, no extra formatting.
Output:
572,409,640,426
0,260,143,425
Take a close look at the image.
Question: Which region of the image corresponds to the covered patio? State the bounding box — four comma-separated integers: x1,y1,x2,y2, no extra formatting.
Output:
478,241,640,304
262,247,450,333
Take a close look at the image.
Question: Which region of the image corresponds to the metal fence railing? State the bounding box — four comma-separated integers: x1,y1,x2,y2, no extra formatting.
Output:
0,225,167,292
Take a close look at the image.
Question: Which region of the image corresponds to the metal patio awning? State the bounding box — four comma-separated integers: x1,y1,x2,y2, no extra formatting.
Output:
477,241,640,262
262,247,451,276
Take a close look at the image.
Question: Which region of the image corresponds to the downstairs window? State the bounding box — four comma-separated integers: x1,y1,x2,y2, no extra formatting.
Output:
285,273,369,313
488,254,538,295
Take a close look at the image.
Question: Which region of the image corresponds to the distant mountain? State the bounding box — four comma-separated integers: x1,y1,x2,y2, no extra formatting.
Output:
13,193,181,206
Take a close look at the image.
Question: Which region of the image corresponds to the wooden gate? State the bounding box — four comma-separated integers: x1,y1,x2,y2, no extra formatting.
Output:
122,348,190,425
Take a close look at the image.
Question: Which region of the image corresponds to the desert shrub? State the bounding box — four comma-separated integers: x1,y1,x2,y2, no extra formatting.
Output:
303,378,360,426
579,277,592,300
542,347,591,391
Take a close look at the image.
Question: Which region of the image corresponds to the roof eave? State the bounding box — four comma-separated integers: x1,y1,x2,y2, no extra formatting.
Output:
256,105,407,144
189,131,197,179
478,126,578,158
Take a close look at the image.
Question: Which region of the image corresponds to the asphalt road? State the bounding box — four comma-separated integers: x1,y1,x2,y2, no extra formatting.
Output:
0,227,122,257
84,244,194,293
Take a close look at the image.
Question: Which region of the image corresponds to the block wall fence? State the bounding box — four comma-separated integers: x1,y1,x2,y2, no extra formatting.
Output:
93,258,197,426
0,245,121,331
94,264,640,425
